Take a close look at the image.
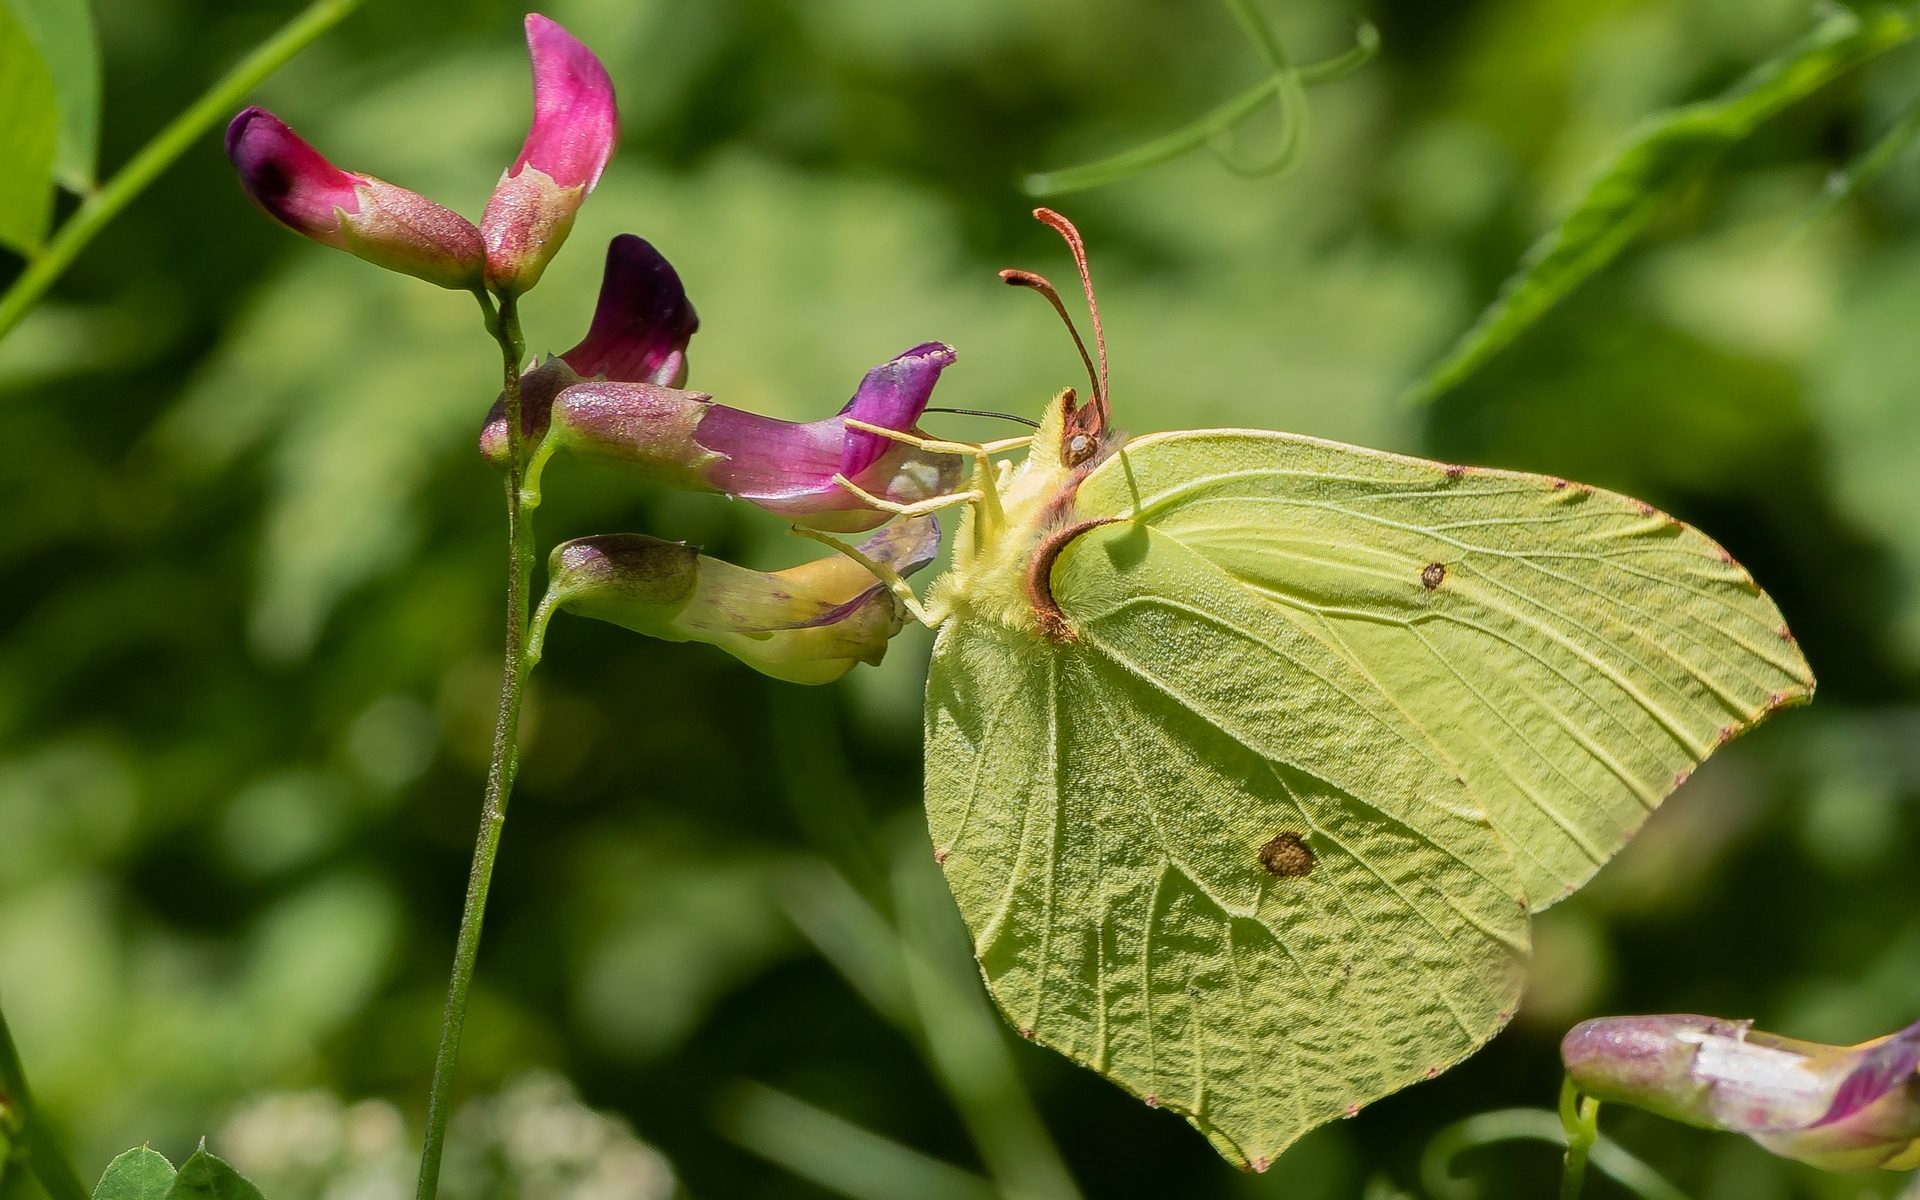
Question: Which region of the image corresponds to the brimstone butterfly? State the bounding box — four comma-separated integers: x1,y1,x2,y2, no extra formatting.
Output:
812,209,1814,1169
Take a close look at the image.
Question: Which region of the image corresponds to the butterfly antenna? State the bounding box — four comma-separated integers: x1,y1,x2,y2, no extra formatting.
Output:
1032,207,1109,423
1000,267,1101,405
924,406,1042,429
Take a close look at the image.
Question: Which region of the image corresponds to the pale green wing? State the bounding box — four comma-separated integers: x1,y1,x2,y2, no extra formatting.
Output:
925,549,1531,1167
1070,430,1815,908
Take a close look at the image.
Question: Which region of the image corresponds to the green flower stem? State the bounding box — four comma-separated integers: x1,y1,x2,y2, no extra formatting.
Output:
0,1000,90,1200
414,291,534,1200
1559,1077,1600,1200
0,0,364,343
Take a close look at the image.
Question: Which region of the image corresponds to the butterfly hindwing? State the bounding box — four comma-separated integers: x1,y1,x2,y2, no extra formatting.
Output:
926,521,1530,1166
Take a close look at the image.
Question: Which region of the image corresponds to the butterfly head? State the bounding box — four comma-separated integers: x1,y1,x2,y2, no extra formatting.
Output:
1002,208,1116,470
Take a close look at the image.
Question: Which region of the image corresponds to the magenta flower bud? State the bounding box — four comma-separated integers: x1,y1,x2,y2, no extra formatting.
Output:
225,107,484,290
481,14,618,296
531,516,938,684
478,234,697,467
1563,1014,1920,1172
548,342,963,530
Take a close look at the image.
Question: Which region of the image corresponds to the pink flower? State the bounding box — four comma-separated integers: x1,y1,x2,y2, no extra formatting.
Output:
228,13,615,300
477,239,962,530
225,107,484,290
481,14,619,296
522,342,963,532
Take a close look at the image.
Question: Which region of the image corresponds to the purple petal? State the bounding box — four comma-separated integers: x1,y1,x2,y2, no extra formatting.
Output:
1814,1020,1920,1128
839,342,957,477
561,235,699,384
769,516,942,630
696,405,849,502
226,107,362,236
512,13,617,191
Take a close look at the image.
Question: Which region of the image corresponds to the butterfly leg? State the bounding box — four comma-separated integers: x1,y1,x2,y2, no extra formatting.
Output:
842,418,1033,459
843,419,1026,535
829,473,983,519
788,525,949,627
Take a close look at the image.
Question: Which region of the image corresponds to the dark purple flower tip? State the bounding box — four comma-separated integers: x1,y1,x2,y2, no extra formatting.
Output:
226,106,362,237
481,14,618,296
561,235,698,384
513,14,617,191
226,106,484,289
839,341,959,476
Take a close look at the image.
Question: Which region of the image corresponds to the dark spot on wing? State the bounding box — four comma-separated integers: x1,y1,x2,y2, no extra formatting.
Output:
1258,832,1315,878
1421,562,1446,590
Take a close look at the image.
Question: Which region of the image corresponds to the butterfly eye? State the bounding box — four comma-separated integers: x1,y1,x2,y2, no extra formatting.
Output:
1067,433,1092,462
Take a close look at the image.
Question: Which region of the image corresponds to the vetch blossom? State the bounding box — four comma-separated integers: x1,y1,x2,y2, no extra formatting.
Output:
482,14,619,296
477,238,963,531
225,107,485,289
534,342,965,531
228,13,613,301
531,516,939,684
1562,1014,1920,1171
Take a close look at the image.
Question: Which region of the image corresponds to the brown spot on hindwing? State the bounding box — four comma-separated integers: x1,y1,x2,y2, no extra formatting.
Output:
1421,561,1447,590
1258,832,1315,878
1026,517,1119,643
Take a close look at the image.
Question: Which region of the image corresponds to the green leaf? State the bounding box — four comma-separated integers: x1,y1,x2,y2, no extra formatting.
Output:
162,1147,263,1200
1795,95,1920,234
4,0,98,191
91,1148,176,1200
0,2,57,253
1410,8,1916,403
718,1081,1000,1200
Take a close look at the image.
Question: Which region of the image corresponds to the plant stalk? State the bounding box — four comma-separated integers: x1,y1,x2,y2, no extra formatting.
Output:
0,1000,90,1200
0,0,364,343
1559,1077,1598,1200
414,291,533,1200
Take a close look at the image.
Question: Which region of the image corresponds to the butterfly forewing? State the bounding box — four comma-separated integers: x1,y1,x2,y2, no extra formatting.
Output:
1070,429,1815,908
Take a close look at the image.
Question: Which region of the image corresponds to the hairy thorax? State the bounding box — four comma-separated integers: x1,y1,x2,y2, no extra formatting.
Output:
928,390,1119,636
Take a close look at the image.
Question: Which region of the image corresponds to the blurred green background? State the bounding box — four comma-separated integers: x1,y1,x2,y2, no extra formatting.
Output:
4,0,1920,1196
